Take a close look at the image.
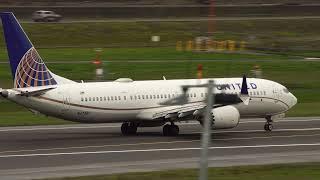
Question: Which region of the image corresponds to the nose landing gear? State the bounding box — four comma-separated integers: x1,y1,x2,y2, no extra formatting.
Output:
264,116,273,131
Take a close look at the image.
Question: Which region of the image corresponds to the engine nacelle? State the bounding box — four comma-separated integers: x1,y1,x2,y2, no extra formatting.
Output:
211,105,240,129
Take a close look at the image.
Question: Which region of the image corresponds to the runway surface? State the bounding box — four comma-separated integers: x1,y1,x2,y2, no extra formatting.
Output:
1,117,320,179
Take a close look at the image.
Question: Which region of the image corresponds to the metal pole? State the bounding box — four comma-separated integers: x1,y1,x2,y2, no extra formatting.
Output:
199,80,215,180
208,0,215,35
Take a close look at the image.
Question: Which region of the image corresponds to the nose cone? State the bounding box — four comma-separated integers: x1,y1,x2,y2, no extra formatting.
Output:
290,93,297,108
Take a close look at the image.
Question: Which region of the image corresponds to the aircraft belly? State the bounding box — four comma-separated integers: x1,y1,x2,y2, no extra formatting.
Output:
235,98,287,117
68,108,139,123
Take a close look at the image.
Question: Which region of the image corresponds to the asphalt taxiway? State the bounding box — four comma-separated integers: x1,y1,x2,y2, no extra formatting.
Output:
1,117,320,179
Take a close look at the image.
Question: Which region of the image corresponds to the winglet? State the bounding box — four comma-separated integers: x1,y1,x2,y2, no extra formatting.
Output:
240,75,248,95
240,75,250,105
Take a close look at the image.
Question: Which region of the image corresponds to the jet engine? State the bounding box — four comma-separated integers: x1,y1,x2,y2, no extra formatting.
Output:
211,105,240,129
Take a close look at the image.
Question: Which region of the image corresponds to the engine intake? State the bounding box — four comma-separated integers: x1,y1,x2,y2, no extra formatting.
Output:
211,105,240,129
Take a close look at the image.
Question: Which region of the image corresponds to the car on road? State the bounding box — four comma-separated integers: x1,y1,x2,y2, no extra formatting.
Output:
32,10,62,22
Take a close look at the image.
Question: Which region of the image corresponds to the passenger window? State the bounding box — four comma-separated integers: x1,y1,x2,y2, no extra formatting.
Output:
104,97,106,101
93,97,95,101
168,94,171,98
142,95,145,99
111,96,113,101
124,96,126,100
85,97,88,102
164,94,167,98
138,95,141,99
100,97,103,101
118,96,121,100
130,96,133,100
81,97,84,101
89,97,91,101
160,94,163,98
194,93,196,97
115,96,117,100
257,92,259,95
157,95,160,99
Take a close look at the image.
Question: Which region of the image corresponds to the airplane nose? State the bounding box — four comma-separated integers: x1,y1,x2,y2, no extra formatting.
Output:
291,93,297,107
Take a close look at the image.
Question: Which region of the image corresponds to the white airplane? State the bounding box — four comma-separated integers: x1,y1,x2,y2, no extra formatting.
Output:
0,12,297,136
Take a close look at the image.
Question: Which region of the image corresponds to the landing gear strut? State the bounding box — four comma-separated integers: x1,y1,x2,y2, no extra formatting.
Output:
163,123,179,136
264,116,273,131
121,122,138,135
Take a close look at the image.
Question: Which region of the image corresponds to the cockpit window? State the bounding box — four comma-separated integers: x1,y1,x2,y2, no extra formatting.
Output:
283,88,289,93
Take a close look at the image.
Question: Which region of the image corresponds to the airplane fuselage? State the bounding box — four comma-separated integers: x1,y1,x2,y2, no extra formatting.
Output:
7,78,297,124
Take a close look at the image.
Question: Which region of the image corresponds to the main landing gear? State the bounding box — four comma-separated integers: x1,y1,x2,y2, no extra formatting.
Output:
121,122,138,135
264,116,273,132
163,123,179,136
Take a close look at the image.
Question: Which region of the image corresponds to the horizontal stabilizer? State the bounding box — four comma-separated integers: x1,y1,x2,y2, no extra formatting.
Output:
15,86,56,96
0,88,6,97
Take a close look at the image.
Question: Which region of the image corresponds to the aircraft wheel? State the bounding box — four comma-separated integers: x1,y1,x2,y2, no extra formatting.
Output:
128,122,138,135
264,116,273,132
121,122,130,135
170,125,179,136
163,124,170,136
264,123,273,131
163,124,179,136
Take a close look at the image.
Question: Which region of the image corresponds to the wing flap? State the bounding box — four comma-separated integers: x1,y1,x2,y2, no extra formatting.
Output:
137,102,206,120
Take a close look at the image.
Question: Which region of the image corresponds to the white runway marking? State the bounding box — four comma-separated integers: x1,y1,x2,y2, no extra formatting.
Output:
198,127,320,134
0,118,319,132
1,143,320,158
0,125,120,132
1,133,320,155
239,118,320,124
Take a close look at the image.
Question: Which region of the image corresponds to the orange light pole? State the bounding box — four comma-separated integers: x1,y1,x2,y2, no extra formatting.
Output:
208,0,215,36
197,64,203,79
91,48,104,79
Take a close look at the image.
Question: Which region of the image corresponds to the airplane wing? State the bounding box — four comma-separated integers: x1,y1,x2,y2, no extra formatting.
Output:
13,86,57,96
136,102,206,120
137,94,242,121
137,75,251,121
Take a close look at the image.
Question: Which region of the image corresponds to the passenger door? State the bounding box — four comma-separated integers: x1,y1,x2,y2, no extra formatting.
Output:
59,91,70,115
